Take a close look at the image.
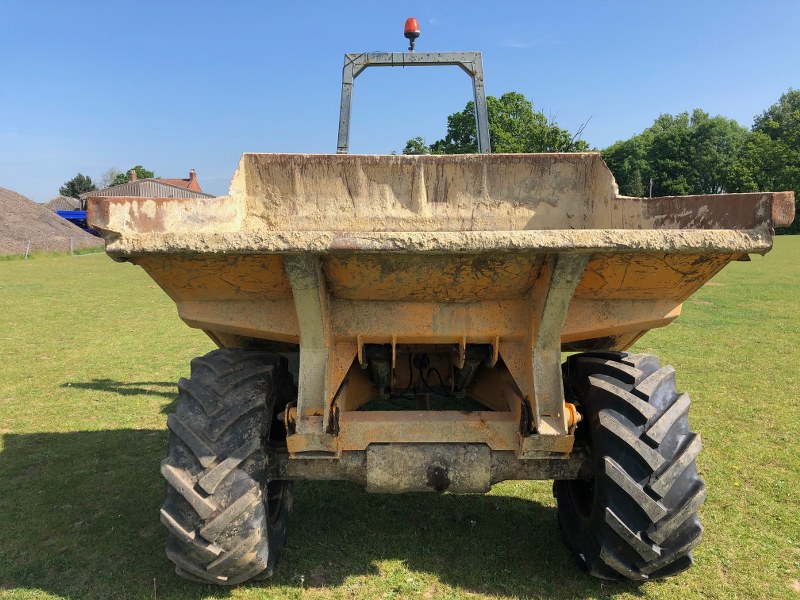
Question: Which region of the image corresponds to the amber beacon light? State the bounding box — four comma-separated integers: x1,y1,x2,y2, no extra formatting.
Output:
404,17,420,51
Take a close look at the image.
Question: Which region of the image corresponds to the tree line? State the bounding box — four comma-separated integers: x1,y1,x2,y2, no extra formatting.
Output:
404,89,799,233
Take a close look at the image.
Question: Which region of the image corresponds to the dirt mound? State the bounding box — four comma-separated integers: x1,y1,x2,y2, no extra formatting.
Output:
0,187,103,255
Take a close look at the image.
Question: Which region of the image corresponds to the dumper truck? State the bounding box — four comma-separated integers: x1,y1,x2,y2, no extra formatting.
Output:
87,30,795,586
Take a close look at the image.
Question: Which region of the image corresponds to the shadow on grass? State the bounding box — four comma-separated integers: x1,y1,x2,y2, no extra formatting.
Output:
61,379,178,412
0,430,645,599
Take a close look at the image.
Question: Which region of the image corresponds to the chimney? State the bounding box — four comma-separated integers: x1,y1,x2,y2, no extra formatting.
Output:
187,168,200,191
128,169,138,182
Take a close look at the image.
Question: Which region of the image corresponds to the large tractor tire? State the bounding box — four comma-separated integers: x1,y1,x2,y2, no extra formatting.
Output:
554,352,705,581
160,349,294,585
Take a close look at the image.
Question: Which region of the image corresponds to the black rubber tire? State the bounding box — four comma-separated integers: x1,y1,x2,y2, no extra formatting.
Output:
160,348,294,585
554,351,705,581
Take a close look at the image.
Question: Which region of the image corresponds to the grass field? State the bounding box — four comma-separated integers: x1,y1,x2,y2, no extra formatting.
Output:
1,240,798,600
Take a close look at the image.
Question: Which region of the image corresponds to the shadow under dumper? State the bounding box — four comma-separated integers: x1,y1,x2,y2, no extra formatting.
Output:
61,379,178,413
0,429,644,599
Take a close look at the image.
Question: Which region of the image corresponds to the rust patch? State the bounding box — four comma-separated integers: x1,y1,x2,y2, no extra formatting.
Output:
337,411,519,451
576,253,732,301
324,253,543,301
134,255,292,301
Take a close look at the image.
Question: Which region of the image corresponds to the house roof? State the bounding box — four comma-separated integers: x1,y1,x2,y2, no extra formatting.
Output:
137,168,203,192
82,179,215,200
158,177,202,192
43,195,81,211
81,169,208,198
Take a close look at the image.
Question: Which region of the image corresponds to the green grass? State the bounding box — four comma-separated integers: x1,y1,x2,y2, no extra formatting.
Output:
0,247,104,262
1,240,798,599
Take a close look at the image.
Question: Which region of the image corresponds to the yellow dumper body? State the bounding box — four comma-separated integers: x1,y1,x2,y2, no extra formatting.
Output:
88,152,793,583
89,152,792,463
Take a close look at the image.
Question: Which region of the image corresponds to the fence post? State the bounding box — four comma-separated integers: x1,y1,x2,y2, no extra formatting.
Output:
25,240,31,260
70,237,74,256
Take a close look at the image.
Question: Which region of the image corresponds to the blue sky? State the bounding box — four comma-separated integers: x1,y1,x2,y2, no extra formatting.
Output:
1,1,798,201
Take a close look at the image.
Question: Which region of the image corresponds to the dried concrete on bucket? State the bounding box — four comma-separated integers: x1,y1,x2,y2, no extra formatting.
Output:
88,153,781,258
99,228,774,258
230,153,620,233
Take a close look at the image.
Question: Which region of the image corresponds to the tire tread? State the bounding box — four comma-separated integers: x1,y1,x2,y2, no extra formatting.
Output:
555,351,706,581
160,348,292,586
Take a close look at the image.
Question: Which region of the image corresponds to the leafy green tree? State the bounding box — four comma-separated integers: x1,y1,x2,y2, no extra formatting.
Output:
749,89,800,233
110,165,156,186
405,92,589,155
59,173,96,199
427,101,482,154
602,134,652,197
403,136,430,155
602,110,752,197
688,111,752,194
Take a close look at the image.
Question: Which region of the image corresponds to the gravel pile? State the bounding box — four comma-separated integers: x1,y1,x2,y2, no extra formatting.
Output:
0,187,103,255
